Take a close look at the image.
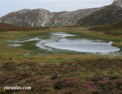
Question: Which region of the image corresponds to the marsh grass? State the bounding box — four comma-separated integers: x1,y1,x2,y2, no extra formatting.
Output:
0,27,122,94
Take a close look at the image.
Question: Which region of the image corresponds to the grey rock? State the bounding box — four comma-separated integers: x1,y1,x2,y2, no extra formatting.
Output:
0,9,52,27
113,0,122,8
51,8,99,26
0,8,99,27
77,0,122,26
0,0,121,27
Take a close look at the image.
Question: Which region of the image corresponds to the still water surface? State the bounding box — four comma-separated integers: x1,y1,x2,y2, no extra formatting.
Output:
9,32,120,54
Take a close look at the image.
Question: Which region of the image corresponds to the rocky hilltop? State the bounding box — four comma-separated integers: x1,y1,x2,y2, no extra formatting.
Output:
0,8,99,27
77,0,122,26
0,0,121,27
113,0,122,8
0,9,52,27
51,8,99,26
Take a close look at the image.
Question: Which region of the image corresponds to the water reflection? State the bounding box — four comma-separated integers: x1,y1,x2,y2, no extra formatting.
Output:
8,32,120,54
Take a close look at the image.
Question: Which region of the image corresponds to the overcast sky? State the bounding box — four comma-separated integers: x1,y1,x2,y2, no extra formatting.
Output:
0,0,114,17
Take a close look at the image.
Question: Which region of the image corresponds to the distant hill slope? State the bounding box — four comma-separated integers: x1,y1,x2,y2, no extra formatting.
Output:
88,21,122,35
0,8,99,27
0,22,48,31
0,22,23,31
51,8,99,26
0,0,121,27
77,5,122,26
89,21,122,31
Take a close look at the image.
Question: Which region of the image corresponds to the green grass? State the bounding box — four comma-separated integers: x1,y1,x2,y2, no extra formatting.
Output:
89,21,122,35
0,27,122,94
0,27,122,56
0,27,122,57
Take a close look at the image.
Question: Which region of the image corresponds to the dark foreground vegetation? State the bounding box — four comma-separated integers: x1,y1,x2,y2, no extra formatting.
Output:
0,55,122,94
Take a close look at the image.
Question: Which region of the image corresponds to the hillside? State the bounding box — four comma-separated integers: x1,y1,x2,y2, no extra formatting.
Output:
0,0,122,27
77,5,122,26
0,8,99,27
51,8,100,26
88,21,122,35
0,22,49,31
89,21,122,31
0,22,24,31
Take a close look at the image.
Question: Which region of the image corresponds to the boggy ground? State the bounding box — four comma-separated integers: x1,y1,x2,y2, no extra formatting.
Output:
0,54,122,94
0,27,122,94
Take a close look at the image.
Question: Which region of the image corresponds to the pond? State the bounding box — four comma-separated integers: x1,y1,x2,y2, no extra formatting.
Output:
8,32,120,54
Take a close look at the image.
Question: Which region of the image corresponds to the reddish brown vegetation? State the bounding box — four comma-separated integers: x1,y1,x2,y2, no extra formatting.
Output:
0,22,49,31
0,57,122,94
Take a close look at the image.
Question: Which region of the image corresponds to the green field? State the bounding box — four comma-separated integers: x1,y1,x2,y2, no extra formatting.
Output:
0,27,122,94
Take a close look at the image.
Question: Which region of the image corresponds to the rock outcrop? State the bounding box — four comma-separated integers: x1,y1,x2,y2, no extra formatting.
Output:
77,0,122,26
0,0,121,27
113,0,122,8
0,8,99,27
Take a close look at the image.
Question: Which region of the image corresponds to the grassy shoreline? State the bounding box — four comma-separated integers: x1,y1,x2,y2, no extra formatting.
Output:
0,27,122,54
0,27,122,94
